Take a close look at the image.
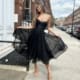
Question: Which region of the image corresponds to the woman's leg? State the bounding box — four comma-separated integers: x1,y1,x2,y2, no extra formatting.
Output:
33,61,39,76
45,63,52,80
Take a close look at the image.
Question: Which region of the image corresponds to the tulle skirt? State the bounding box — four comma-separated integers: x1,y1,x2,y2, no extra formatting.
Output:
13,28,68,70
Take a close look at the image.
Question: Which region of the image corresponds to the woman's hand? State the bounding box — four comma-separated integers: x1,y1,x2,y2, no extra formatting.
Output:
48,27,60,37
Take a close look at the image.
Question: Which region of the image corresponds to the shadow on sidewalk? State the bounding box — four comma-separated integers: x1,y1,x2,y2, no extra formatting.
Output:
0,50,27,67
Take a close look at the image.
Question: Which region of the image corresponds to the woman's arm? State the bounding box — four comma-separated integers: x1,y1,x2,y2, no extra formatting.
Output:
47,16,59,36
47,16,55,35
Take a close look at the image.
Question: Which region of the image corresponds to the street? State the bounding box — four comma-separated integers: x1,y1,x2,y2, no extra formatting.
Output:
0,27,80,80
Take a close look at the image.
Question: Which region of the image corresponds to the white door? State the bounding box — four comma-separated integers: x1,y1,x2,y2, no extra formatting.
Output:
0,0,15,45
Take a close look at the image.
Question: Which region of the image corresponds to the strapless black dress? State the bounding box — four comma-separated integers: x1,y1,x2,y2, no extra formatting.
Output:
27,19,67,64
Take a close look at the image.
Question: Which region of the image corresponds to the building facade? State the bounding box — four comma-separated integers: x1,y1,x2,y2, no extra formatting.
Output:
63,7,80,27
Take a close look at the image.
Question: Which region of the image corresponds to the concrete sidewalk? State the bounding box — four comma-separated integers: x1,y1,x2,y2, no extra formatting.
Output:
0,69,27,80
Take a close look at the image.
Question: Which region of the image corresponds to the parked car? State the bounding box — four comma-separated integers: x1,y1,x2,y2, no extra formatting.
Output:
66,26,72,34
72,26,80,38
56,26,67,31
62,26,68,31
56,26,63,29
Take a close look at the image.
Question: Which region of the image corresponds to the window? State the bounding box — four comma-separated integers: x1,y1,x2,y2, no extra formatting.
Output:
23,0,31,22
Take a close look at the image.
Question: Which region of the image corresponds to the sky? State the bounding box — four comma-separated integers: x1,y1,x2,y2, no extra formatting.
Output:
50,0,80,18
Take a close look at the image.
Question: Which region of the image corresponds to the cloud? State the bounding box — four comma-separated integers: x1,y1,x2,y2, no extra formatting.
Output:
50,0,80,18
75,0,80,9
76,0,80,4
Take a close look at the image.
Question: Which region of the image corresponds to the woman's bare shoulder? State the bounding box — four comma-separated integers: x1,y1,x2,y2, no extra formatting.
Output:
44,13,51,20
45,13,51,16
47,14,51,21
45,13,51,18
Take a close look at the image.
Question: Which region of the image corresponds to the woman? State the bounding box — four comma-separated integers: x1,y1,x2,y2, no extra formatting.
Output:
27,4,66,80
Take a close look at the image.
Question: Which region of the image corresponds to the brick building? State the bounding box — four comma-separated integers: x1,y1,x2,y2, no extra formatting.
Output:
63,7,80,27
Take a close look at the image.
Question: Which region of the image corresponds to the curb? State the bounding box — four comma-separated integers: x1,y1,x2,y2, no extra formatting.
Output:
0,64,27,72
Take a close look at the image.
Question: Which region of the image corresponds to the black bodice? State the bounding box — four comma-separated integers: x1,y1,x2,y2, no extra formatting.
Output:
35,19,48,30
